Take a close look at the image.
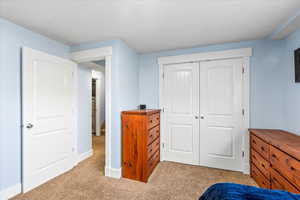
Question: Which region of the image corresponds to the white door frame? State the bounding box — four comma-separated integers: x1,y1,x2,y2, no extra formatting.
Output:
92,70,104,136
70,46,113,177
158,48,252,174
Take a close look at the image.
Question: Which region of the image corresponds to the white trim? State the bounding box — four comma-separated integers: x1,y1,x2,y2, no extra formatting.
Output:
104,55,112,175
77,149,93,164
158,48,251,173
73,63,79,166
158,48,252,65
104,167,121,179
70,47,112,63
0,184,21,200
242,57,251,174
71,46,113,178
91,70,103,136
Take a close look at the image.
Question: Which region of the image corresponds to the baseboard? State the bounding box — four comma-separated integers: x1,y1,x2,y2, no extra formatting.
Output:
105,166,121,179
243,162,250,175
77,149,93,164
0,183,21,200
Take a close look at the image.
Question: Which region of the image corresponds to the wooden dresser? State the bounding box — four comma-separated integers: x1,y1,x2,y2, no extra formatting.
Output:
121,109,161,182
250,129,300,193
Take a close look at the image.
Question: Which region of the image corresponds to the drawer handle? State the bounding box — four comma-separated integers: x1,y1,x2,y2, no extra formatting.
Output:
291,166,296,171
271,154,278,159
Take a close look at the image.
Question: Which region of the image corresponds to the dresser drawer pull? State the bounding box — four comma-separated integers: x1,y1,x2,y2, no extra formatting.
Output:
271,154,277,158
290,166,296,171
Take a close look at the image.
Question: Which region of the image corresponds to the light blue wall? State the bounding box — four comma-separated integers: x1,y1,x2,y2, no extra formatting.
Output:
139,40,286,129
77,65,92,154
0,18,70,190
282,29,300,134
71,40,139,168
2,13,300,194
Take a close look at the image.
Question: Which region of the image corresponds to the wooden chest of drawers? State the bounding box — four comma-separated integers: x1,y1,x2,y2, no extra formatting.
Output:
250,129,300,193
121,109,161,182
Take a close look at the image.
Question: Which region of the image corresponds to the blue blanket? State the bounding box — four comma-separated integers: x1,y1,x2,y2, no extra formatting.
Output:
199,183,300,200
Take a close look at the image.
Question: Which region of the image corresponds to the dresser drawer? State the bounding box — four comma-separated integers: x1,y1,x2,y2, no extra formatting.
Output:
251,164,271,189
251,149,270,179
147,138,160,160
271,168,300,194
147,125,160,145
270,146,300,190
147,150,160,176
251,134,269,160
148,113,160,129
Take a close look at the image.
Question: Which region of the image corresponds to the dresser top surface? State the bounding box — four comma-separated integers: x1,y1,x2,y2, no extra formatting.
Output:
122,109,161,115
249,129,300,160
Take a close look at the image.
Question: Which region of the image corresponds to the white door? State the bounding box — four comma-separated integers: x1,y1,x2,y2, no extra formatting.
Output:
22,47,76,192
199,58,243,171
163,62,200,165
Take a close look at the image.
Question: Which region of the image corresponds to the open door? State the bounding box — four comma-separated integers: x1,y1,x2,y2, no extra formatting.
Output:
22,47,77,192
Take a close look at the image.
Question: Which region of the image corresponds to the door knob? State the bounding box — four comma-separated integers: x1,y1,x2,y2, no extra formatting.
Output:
26,123,34,129
195,116,199,119
200,116,204,119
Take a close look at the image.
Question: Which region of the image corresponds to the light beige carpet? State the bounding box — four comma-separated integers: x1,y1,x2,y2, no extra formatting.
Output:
12,136,256,200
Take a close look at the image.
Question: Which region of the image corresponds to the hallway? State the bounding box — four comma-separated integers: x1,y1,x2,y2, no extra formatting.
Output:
92,135,105,175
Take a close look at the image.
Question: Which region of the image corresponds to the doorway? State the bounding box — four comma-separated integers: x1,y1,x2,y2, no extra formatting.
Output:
71,46,114,177
91,65,106,175
159,48,251,173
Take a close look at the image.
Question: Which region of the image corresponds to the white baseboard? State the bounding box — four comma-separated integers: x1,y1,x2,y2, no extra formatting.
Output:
105,166,121,179
77,149,93,164
243,162,250,175
0,183,21,200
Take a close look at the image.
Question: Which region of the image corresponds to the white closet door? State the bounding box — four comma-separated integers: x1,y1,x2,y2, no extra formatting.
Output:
163,62,200,165
199,58,243,171
22,47,76,192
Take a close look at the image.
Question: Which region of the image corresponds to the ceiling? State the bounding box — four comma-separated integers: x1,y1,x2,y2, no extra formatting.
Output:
1,0,300,53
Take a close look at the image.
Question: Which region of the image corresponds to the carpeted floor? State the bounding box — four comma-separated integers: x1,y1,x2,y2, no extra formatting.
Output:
12,135,256,200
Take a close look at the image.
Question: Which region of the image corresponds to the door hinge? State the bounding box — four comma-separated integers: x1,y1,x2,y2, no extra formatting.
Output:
162,143,165,149
242,109,245,116
242,151,245,157
242,67,245,74
162,73,165,79
162,107,165,112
